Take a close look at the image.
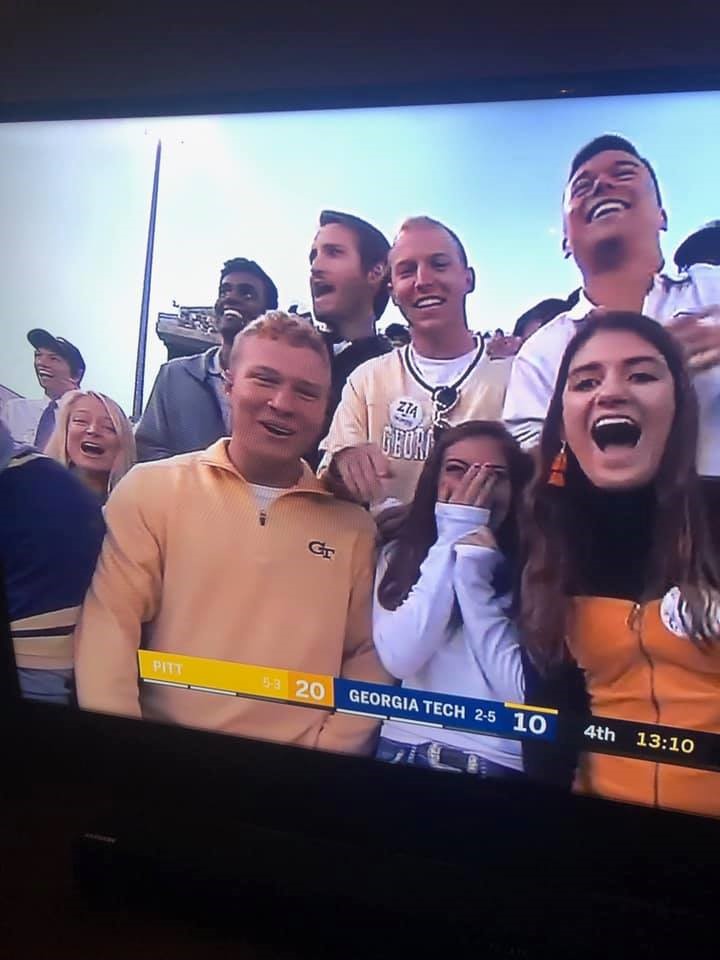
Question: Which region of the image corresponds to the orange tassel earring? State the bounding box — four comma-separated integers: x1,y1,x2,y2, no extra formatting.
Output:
548,442,567,487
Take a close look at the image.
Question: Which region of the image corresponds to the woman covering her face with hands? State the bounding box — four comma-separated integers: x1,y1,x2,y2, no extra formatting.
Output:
373,420,533,779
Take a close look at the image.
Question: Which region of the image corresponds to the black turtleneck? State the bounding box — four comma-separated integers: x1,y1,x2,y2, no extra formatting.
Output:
563,452,657,602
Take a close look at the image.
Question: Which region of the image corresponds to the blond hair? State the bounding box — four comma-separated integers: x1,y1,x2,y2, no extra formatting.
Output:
229,310,330,370
391,216,469,267
45,390,136,493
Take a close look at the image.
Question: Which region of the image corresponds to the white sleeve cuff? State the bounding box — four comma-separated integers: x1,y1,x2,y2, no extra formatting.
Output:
454,541,504,574
434,502,491,543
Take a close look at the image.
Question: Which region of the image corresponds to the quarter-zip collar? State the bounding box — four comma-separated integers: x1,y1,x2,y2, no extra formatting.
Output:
197,439,332,499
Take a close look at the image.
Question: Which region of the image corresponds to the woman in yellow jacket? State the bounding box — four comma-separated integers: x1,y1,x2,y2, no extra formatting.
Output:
520,308,720,817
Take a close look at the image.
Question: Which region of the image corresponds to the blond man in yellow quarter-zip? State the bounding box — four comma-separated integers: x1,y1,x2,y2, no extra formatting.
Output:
74,312,389,755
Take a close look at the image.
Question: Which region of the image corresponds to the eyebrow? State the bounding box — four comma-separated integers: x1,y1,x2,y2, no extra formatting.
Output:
246,365,324,391
295,378,323,393
571,157,641,184
392,257,416,271
309,241,347,263
568,355,664,377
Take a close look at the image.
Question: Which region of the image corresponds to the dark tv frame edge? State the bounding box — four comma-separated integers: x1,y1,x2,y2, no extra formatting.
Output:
3,64,720,930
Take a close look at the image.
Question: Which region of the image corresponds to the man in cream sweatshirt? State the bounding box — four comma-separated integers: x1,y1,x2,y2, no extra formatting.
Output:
318,216,511,509
74,311,388,756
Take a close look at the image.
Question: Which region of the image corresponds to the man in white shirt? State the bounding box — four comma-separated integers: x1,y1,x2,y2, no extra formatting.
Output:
319,216,512,507
503,135,720,476
1,329,85,448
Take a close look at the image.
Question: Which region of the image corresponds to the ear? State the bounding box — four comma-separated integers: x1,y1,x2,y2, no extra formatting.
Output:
562,235,572,260
659,207,668,232
368,262,386,282
465,267,476,295
368,262,388,297
223,373,233,396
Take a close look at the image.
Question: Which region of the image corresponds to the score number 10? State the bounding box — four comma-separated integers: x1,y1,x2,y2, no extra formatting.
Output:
512,711,548,736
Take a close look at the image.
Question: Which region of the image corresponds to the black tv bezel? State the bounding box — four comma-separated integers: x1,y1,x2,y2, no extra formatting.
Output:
4,65,720,918
0,64,719,122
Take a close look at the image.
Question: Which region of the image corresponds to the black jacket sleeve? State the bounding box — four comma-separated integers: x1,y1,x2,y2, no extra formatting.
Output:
522,652,590,790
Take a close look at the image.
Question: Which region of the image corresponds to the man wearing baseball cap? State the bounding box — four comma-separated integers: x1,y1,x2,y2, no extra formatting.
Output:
674,220,720,272
0,329,86,449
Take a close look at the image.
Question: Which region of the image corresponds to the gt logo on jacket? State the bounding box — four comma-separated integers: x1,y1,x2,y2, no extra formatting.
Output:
308,540,335,559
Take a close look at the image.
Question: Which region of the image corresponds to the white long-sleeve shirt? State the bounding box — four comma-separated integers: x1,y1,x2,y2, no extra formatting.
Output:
0,396,46,446
502,264,720,477
373,501,524,770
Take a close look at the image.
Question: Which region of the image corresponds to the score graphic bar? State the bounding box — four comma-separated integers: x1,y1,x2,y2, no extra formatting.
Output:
137,651,332,707
566,714,720,773
137,652,557,742
333,679,556,741
137,652,720,768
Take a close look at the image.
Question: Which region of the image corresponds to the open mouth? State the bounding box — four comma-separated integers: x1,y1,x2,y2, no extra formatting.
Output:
590,415,641,451
80,441,106,456
220,306,244,320
312,282,335,299
259,421,295,438
413,297,445,309
586,199,630,223
36,368,53,379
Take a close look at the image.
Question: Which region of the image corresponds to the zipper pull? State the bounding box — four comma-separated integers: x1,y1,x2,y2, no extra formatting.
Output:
626,602,642,631
259,510,267,527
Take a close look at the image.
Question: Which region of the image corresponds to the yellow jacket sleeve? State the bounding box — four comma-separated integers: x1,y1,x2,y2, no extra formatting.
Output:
317,373,370,474
74,466,165,718
316,520,391,756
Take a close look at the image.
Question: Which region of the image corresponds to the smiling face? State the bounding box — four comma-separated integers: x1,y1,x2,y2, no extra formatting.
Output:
65,395,121,476
309,223,378,328
34,347,78,399
562,329,676,490
214,270,268,343
226,335,330,482
563,150,666,267
439,433,511,530
389,224,474,336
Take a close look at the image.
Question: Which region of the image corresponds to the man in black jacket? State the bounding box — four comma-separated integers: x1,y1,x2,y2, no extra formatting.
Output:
135,257,278,461
307,210,392,467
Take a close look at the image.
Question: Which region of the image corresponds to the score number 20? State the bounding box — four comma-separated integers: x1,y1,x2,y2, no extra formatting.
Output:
294,679,327,703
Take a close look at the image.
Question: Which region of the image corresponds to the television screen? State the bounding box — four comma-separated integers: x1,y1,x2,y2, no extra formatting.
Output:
3,87,720,824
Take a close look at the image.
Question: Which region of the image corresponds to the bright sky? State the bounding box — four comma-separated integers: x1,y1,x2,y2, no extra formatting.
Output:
1,89,718,413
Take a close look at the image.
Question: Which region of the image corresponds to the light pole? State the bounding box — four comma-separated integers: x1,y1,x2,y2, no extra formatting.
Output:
132,138,162,421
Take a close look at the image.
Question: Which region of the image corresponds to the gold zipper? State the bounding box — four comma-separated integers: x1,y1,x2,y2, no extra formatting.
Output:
626,599,661,807
626,602,643,632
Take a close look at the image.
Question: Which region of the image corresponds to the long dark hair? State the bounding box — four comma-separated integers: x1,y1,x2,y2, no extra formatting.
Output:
378,420,533,611
520,308,720,670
